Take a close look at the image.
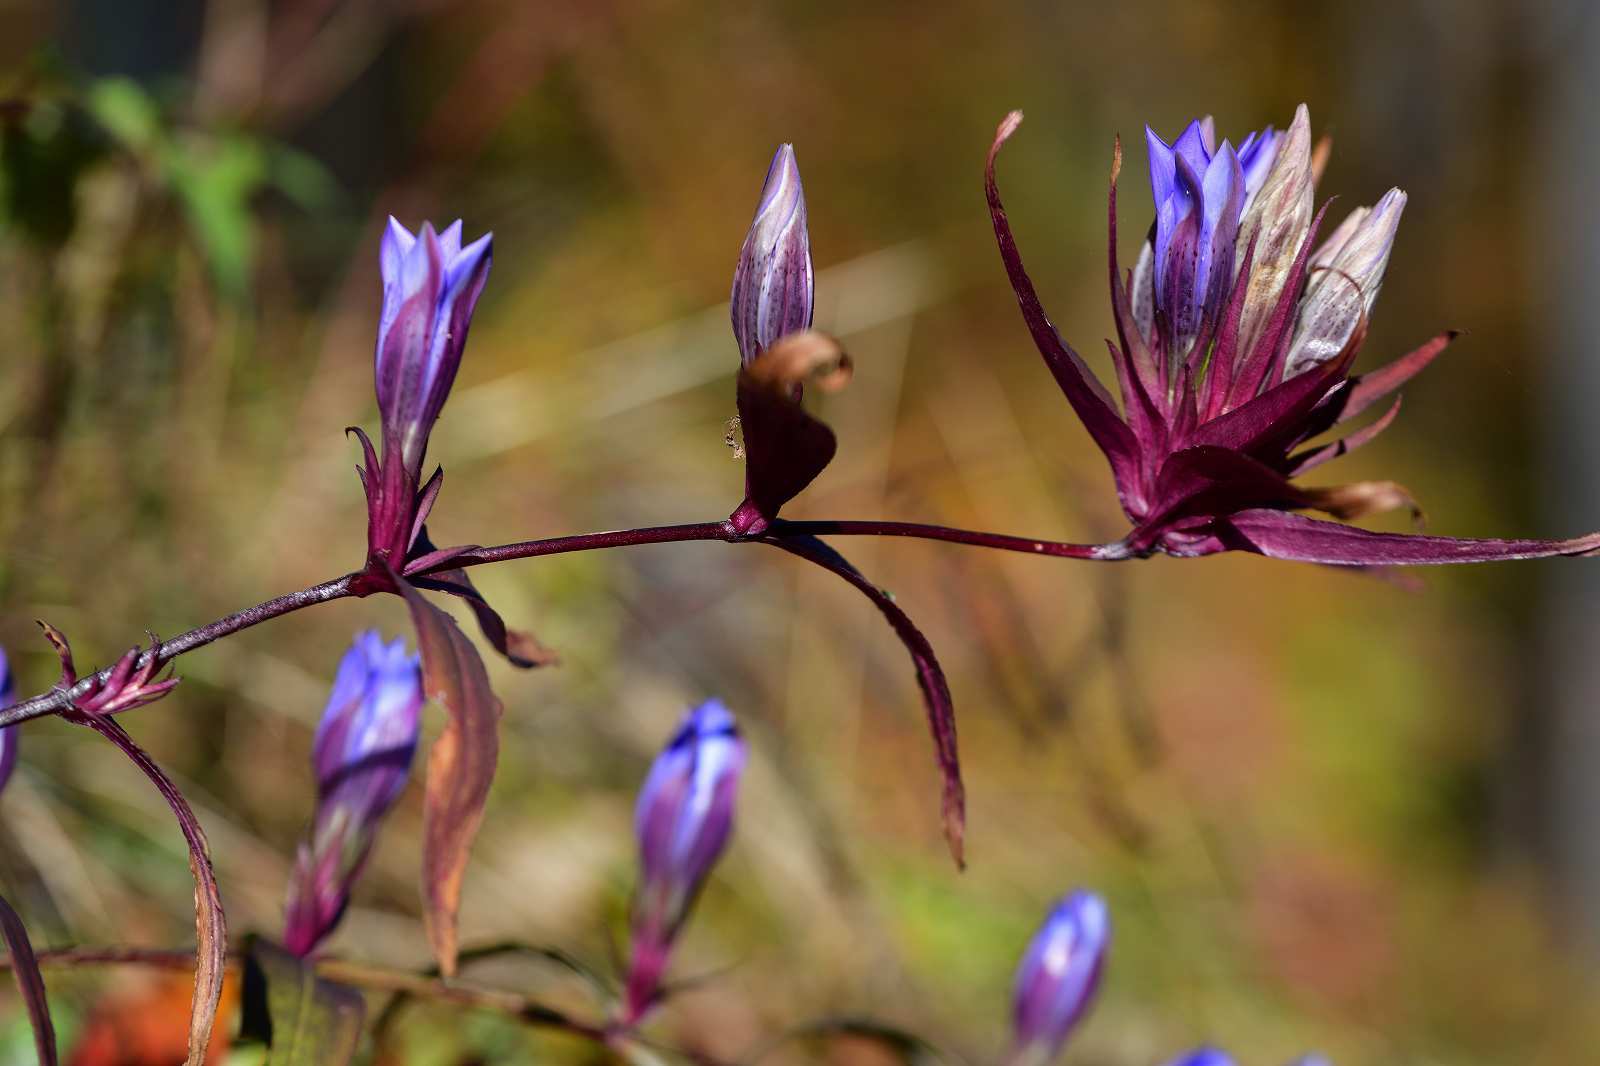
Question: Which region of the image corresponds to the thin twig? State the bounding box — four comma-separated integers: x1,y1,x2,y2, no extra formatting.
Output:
0,519,1122,727
10,946,608,1041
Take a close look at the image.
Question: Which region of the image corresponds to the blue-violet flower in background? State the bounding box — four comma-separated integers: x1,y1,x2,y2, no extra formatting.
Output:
623,698,746,1023
1007,890,1110,1066
284,631,423,957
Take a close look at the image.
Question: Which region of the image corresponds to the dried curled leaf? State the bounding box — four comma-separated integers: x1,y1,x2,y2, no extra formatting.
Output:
0,890,57,1065
1300,479,1424,526
85,717,225,1066
392,572,503,977
741,330,854,395
734,331,852,527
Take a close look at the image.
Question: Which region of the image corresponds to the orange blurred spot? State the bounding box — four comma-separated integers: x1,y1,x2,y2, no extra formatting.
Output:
68,969,237,1066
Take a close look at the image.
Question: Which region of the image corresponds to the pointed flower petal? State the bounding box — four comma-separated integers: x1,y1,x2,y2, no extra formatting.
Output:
1234,104,1315,360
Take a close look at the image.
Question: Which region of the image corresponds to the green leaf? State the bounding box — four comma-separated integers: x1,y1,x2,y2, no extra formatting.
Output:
241,940,365,1065
84,77,160,151
163,134,267,299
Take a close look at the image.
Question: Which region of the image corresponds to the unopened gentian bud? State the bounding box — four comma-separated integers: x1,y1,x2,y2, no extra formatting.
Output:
1146,120,1245,357
730,145,813,366
1233,104,1314,358
360,218,492,565
1282,187,1406,378
623,699,746,1023
376,218,493,477
1007,890,1110,1066
1165,1049,1238,1066
284,631,423,957
0,648,15,795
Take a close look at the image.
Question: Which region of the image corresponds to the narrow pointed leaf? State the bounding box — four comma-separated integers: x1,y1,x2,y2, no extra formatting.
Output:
1340,330,1457,423
1219,509,1600,565
762,534,965,867
85,716,225,1066
408,528,557,668
1287,395,1403,475
241,939,365,1065
392,572,502,977
987,112,1143,515
0,891,57,1065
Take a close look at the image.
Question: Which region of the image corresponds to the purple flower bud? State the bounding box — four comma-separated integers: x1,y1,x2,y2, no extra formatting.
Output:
1283,187,1406,378
1164,1049,1238,1066
375,218,493,479
731,145,814,366
284,631,423,957
1234,105,1314,359
1008,890,1110,1066
0,648,16,796
623,699,746,1022
1146,120,1246,358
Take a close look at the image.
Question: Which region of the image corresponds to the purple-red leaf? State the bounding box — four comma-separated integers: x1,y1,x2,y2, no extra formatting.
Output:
408,529,557,669
734,331,852,529
392,572,503,977
1218,509,1600,565
1132,446,1304,550
1340,330,1457,424
0,891,57,1065
1286,395,1403,475
85,716,225,1066
763,534,966,867
987,111,1144,517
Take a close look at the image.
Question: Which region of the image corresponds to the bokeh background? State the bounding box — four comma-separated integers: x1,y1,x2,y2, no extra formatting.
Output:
3,0,1600,1062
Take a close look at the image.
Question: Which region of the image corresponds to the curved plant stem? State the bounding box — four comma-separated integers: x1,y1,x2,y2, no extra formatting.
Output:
768,519,1123,559
0,575,360,728
0,519,1125,728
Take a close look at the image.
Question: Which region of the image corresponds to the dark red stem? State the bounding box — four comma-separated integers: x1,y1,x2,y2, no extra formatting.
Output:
0,519,1119,728
768,519,1125,559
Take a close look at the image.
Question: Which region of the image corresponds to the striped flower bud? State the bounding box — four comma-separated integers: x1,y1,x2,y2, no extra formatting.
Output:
623,699,746,1022
731,145,814,366
1007,891,1111,1066
283,632,423,957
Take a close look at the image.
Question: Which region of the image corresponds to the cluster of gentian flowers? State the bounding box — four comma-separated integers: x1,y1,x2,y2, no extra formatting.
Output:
274,623,1340,1063
5,92,1565,1057
985,103,1599,565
